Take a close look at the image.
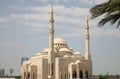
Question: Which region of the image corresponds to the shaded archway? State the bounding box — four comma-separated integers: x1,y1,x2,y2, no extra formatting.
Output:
61,73,62,79
72,71,77,79
85,71,89,79
24,72,26,79
79,70,83,79
27,72,30,79
65,74,66,79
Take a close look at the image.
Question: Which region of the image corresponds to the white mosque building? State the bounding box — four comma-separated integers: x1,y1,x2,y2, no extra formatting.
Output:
21,6,92,79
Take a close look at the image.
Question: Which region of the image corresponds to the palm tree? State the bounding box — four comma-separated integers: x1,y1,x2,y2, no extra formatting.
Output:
90,0,120,28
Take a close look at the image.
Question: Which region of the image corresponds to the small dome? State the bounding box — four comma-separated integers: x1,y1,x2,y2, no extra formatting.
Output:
43,48,57,53
30,56,36,59
59,48,71,52
43,48,51,53
54,37,66,44
36,52,41,56
75,51,81,55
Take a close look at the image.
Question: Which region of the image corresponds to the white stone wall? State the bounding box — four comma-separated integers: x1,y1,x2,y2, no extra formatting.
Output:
42,58,48,79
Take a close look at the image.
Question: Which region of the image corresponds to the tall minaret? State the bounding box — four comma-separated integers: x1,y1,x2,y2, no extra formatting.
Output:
85,16,91,60
49,5,54,49
48,5,55,79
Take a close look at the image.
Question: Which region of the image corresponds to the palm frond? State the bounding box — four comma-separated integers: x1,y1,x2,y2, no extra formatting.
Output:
117,19,120,28
90,2,109,19
90,0,120,28
98,13,120,27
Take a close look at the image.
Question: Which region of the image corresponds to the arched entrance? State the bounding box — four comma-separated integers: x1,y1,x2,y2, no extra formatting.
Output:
85,71,89,79
79,70,83,79
72,71,77,79
24,72,26,79
27,72,30,79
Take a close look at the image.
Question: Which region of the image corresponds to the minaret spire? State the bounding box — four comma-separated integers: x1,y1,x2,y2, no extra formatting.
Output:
85,16,91,60
48,5,55,79
49,5,54,48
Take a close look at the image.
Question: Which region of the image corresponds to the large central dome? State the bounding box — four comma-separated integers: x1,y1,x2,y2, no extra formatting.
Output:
54,37,66,44
54,37,68,49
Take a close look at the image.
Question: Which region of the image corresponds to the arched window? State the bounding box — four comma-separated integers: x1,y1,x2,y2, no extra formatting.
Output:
24,72,26,79
52,63,53,71
48,63,50,75
52,63,54,75
72,71,77,79
68,73,70,78
61,73,62,79
85,71,89,79
65,74,66,79
79,70,83,79
27,72,30,79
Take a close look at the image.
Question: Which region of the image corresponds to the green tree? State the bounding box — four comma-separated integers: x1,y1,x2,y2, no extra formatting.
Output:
90,0,120,28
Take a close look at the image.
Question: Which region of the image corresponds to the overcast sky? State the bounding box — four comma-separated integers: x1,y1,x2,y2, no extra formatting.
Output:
0,0,120,76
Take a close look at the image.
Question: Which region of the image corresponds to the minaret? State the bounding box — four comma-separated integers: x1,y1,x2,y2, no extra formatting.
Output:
85,16,91,60
48,5,55,79
49,5,54,49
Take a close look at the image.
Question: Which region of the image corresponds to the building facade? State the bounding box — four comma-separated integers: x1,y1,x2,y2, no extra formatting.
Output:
21,6,92,79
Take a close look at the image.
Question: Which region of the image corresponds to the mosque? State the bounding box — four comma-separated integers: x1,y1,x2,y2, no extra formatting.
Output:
21,6,92,79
